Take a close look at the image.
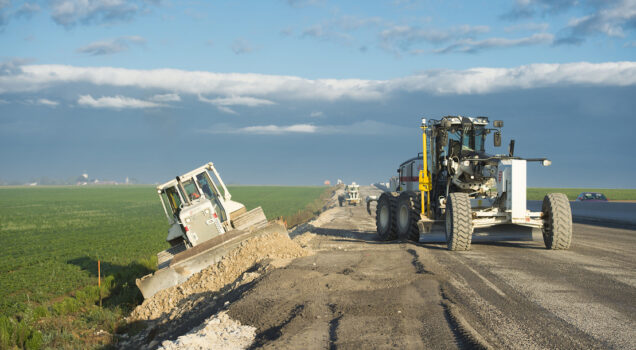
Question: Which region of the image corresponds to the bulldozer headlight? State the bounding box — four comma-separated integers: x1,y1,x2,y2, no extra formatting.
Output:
542,160,552,167
421,117,426,126
185,217,191,223
462,160,470,167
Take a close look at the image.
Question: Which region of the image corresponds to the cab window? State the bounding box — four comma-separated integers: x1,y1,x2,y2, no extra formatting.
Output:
165,186,183,214
196,173,216,199
181,179,201,201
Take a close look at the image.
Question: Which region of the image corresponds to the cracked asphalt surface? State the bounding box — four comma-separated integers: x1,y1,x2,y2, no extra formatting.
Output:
226,186,636,349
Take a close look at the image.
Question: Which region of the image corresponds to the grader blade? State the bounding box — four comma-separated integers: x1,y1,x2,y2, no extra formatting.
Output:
417,222,540,243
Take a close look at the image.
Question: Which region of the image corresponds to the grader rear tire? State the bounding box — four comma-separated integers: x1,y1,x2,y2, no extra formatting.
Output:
396,192,421,242
376,192,398,241
542,193,572,250
445,192,472,251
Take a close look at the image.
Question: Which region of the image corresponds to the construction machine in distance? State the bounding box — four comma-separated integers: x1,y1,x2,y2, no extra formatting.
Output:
338,182,361,206
369,116,573,251
136,162,287,299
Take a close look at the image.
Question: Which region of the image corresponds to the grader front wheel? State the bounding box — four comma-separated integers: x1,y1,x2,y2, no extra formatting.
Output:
376,192,398,241
445,192,473,251
542,193,573,250
396,192,421,242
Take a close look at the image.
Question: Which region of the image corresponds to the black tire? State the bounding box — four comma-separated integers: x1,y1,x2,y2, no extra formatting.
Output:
445,192,472,251
542,193,572,250
396,192,421,242
376,192,398,241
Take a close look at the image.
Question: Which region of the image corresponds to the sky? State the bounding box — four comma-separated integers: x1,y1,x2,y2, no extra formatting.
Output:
0,0,635,187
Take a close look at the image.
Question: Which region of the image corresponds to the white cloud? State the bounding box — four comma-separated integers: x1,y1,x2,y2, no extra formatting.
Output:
380,24,490,53
560,0,636,42
77,36,146,56
202,120,410,135
23,98,60,107
240,124,317,134
150,93,180,102
310,111,323,117
49,0,156,27
198,95,276,114
15,3,41,19
1,62,635,99
216,106,238,115
77,94,164,109
431,33,554,54
231,38,254,54
35,98,59,107
198,95,275,107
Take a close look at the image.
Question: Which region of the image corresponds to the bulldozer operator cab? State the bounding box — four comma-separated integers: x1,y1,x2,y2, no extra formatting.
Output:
158,166,229,226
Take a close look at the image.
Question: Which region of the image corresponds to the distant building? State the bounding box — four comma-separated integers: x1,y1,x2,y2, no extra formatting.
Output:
76,173,89,185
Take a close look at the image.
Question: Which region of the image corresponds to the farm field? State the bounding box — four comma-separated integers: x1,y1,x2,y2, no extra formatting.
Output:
0,185,328,349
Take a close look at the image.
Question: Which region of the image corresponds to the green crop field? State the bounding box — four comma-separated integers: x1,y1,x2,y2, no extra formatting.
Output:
527,188,636,201
0,185,328,349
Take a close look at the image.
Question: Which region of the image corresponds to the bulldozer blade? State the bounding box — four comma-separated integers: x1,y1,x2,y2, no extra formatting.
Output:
418,222,541,243
136,221,287,299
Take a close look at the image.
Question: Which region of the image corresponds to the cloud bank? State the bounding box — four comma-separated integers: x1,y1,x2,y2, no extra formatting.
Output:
1,62,635,102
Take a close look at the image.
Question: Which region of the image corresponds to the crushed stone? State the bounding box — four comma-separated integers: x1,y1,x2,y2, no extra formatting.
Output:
157,311,256,350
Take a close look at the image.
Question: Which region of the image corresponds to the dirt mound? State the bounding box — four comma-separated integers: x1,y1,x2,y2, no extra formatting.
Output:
129,231,310,323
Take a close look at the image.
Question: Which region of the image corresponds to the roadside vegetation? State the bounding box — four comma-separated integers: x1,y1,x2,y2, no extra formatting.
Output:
0,185,330,349
527,188,636,201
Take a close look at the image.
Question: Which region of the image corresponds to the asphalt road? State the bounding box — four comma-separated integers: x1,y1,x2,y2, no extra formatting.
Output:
227,186,636,349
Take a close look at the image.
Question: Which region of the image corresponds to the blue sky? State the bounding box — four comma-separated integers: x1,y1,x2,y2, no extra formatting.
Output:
0,0,635,187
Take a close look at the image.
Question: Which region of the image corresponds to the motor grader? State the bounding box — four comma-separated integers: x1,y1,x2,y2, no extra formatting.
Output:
338,182,361,206
372,116,572,251
136,162,287,299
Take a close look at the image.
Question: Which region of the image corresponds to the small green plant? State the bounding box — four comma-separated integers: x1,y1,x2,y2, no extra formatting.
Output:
52,298,81,316
32,306,48,320
0,315,43,350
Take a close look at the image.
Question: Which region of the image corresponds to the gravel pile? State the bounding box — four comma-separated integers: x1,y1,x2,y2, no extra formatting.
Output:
157,312,256,350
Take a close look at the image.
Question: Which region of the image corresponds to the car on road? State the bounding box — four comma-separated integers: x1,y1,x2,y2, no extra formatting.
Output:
576,192,608,202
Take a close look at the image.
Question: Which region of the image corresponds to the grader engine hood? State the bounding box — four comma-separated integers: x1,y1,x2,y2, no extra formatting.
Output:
496,159,528,223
